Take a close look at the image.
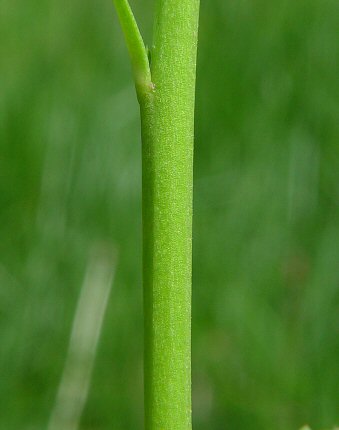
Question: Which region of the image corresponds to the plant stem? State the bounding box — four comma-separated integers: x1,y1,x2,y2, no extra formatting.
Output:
112,0,199,428
141,1,199,428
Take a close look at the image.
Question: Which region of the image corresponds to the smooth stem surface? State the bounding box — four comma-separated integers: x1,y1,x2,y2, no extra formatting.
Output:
141,1,199,429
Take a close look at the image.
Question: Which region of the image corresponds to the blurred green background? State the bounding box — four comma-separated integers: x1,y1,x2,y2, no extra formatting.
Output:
1,0,338,429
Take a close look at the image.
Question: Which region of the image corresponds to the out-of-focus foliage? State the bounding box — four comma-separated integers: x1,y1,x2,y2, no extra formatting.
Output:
0,0,338,429
300,428,339,430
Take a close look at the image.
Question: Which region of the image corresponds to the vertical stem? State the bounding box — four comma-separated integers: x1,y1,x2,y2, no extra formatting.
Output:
140,0,200,428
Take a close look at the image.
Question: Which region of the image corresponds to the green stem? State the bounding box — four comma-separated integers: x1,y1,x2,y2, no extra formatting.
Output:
112,0,199,428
